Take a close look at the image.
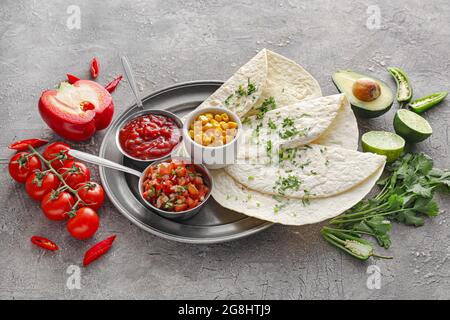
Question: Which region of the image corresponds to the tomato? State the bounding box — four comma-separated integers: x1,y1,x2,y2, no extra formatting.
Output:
43,142,74,170
59,161,90,189
41,191,75,221
141,160,210,212
8,152,42,183
157,162,172,176
67,207,99,240
76,182,105,210
187,183,199,196
174,203,188,212
25,171,60,201
175,166,187,177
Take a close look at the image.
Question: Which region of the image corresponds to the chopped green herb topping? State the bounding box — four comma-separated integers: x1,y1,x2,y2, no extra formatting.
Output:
256,97,276,119
274,175,302,195
268,118,277,130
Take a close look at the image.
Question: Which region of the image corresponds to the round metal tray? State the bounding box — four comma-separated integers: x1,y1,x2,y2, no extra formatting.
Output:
99,81,273,243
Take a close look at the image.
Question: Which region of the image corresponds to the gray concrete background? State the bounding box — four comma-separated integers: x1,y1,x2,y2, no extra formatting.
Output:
1,0,449,299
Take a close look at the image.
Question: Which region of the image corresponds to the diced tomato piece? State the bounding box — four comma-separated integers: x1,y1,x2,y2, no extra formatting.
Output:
193,176,204,186
187,184,199,196
158,162,172,176
174,203,188,212
175,166,187,177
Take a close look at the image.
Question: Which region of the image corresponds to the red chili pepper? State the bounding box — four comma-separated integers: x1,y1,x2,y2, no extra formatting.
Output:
31,236,59,251
104,75,123,93
83,235,116,267
9,138,48,151
67,73,80,84
90,57,100,79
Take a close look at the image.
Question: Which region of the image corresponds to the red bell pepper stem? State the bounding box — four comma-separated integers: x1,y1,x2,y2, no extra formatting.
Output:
83,235,116,267
9,138,48,151
67,73,81,84
31,236,59,251
90,57,100,79
104,75,123,93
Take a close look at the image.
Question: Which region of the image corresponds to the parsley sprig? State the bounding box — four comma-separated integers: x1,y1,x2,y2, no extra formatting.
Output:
321,153,450,260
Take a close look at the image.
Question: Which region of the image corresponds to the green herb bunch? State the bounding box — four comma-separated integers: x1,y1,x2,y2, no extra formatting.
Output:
321,153,450,260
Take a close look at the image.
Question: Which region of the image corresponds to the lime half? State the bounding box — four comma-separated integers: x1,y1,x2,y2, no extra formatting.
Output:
394,109,432,143
362,131,405,162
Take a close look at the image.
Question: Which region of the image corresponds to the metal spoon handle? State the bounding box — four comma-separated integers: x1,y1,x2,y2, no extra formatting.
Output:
121,55,143,109
68,149,142,177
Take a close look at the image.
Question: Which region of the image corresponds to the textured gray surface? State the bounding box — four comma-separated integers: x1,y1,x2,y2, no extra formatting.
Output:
1,0,450,300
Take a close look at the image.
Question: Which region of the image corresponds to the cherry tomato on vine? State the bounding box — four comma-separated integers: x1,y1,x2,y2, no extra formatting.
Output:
8,152,42,183
59,161,90,189
67,207,99,240
25,171,60,201
43,142,74,170
41,191,75,221
76,182,105,210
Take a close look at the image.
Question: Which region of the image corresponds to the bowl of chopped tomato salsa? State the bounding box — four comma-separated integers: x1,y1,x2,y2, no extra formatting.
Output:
116,110,183,163
139,157,212,220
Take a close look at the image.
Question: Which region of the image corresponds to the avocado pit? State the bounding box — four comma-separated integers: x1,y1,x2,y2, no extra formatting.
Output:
352,78,381,102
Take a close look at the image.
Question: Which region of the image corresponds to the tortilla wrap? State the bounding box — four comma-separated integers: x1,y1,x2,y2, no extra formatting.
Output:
227,144,385,199
180,49,384,225
196,49,321,118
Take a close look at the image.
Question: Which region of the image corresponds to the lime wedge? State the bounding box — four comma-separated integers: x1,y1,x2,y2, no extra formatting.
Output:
361,131,405,162
394,109,432,143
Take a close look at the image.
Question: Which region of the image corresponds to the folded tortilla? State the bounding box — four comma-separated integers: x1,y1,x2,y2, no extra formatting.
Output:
227,144,385,199
197,49,321,117
238,94,354,159
181,49,385,225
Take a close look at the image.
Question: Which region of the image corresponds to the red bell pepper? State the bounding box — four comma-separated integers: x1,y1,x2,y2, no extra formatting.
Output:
39,80,114,141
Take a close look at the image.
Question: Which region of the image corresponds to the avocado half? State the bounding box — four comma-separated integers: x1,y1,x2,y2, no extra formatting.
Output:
332,70,394,118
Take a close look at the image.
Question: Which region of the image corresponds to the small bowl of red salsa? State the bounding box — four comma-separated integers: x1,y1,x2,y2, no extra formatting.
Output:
117,110,182,162
139,157,212,220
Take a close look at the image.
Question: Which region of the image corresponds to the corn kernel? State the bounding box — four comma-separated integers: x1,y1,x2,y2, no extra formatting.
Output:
227,121,238,129
221,113,229,121
220,121,228,130
198,115,209,125
194,134,203,144
203,122,213,131
202,134,212,146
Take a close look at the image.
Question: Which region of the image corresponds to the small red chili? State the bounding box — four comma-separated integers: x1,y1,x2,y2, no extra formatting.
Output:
90,57,100,79
67,73,81,84
31,236,59,251
104,75,123,93
9,138,48,151
83,235,116,267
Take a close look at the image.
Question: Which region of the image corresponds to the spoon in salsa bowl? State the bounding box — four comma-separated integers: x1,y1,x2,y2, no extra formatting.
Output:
67,150,212,220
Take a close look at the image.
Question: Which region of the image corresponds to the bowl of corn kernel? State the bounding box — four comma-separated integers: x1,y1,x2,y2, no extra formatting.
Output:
182,106,242,169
